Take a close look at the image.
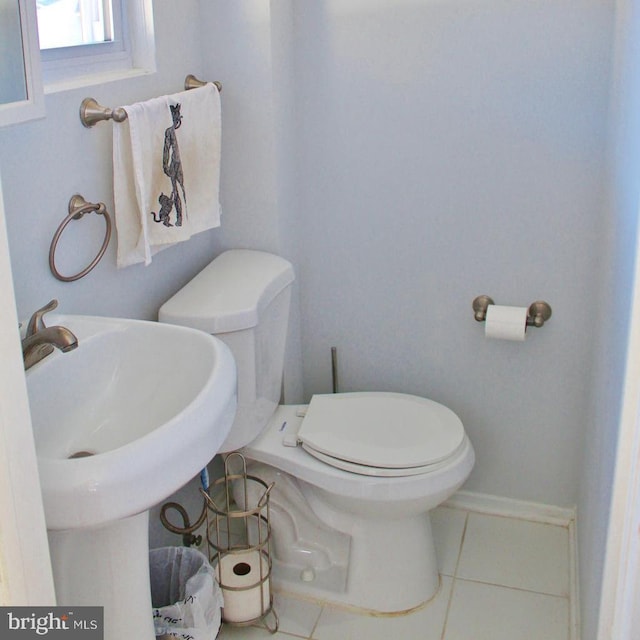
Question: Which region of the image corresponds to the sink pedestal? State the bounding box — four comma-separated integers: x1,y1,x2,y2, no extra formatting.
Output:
48,511,155,640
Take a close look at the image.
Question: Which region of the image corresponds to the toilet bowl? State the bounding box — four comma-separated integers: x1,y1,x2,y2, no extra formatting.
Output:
159,249,475,612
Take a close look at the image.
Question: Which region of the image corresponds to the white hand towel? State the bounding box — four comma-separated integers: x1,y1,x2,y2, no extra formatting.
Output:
113,84,222,267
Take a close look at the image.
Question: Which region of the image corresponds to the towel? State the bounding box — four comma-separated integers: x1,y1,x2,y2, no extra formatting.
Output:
113,84,221,267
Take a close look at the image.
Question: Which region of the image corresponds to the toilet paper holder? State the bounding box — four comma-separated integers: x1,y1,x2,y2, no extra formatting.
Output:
472,295,552,328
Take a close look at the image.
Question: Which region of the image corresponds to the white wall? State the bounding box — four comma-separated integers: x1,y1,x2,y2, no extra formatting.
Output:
0,174,55,605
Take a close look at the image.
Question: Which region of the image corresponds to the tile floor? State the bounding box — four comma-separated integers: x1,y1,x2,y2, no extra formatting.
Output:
217,506,574,640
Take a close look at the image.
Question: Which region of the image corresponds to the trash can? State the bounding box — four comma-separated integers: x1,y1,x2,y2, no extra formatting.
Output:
150,546,223,640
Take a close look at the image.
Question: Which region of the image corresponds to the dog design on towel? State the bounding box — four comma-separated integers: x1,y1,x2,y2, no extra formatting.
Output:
149,102,187,227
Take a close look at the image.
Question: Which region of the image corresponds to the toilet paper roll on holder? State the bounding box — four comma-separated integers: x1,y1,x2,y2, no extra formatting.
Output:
472,295,552,328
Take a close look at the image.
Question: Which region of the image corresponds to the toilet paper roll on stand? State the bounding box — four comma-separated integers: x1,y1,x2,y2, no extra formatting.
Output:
484,305,528,341
218,549,271,623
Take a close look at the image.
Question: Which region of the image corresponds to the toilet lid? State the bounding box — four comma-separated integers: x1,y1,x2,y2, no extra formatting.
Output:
297,393,465,474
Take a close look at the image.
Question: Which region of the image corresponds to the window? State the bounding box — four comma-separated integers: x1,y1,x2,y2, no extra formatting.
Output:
35,0,155,90
37,0,116,50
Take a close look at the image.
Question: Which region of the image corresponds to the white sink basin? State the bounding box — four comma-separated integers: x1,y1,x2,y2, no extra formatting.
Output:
26,314,237,530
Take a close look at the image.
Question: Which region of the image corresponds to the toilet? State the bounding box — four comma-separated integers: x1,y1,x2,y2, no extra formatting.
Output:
159,249,474,613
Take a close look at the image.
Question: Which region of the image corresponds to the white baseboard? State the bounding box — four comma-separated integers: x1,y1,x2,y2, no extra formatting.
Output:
445,490,576,526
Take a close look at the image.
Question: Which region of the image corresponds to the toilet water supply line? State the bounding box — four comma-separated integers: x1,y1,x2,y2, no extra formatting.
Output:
158,469,210,547
201,467,210,492
331,347,339,393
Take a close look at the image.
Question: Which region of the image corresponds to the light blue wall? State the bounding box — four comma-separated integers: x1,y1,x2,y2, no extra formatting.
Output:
578,0,640,635
0,1,631,635
0,0,614,507
289,0,614,507
0,1,224,322
195,0,304,403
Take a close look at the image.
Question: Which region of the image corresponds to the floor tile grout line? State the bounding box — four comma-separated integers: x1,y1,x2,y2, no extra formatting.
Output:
235,611,314,639
567,518,579,640
452,510,470,578
461,508,573,536
440,510,469,640
308,604,325,639
440,578,458,640
453,575,571,600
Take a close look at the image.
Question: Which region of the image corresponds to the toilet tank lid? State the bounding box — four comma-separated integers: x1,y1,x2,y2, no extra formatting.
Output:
158,250,295,333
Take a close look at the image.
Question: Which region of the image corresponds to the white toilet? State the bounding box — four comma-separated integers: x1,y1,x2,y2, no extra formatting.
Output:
159,249,474,613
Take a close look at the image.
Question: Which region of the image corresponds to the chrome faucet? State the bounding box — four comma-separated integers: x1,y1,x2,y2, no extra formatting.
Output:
22,299,78,370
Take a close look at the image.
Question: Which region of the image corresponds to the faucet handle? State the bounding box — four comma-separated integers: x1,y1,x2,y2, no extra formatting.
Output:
26,299,59,337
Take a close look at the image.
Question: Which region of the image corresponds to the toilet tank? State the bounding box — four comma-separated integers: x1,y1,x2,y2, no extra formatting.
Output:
159,250,295,452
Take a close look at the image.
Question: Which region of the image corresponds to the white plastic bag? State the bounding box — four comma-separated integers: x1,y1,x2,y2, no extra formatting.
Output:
150,546,223,640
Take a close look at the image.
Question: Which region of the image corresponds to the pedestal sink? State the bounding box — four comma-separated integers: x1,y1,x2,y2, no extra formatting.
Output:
25,314,236,640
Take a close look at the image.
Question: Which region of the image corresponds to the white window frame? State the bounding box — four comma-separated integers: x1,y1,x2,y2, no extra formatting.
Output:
0,0,45,127
39,0,156,93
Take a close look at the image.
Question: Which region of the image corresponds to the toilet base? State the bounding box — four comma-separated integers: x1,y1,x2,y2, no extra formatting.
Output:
240,461,442,613
270,486,441,613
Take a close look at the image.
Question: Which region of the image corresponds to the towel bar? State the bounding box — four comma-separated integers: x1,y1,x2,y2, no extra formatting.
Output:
79,74,222,127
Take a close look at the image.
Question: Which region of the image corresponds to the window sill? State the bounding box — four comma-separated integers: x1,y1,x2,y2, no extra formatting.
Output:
44,66,155,95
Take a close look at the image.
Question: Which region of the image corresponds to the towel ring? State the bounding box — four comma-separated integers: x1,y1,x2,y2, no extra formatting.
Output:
49,195,112,282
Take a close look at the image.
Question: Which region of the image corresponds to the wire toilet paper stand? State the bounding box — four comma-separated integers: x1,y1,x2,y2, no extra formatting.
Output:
201,453,279,634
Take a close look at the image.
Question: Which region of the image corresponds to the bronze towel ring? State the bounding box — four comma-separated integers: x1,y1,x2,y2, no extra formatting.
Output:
49,195,112,282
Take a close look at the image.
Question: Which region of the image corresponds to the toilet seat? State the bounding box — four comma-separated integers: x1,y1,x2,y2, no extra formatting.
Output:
297,392,465,477
300,441,467,477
